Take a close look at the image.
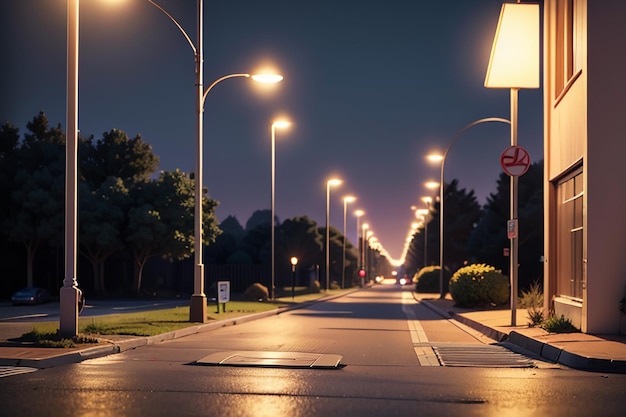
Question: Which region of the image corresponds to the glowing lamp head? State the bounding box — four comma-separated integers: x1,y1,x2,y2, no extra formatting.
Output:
251,73,284,84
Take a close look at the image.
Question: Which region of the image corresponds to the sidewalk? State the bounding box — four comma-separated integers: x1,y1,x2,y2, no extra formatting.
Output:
2,290,626,373
415,293,626,373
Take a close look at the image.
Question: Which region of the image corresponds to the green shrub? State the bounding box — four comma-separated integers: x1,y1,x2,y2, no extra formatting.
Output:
308,280,321,294
541,314,579,333
449,264,509,308
244,283,269,301
413,266,441,293
519,281,544,327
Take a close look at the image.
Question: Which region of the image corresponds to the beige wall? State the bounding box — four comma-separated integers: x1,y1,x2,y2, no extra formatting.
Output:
585,1,626,333
544,0,626,333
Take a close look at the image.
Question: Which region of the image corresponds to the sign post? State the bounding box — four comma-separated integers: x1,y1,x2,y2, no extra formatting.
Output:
500,145,531,326
216,281,230,313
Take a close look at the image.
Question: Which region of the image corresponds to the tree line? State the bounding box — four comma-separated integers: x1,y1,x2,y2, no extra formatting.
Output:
402,162,544,293
0,112,391,298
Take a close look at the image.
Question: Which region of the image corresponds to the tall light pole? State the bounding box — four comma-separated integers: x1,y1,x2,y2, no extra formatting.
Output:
428,118,511,300
270,120,290,300
416,206,429,267
341,195,356,288
60,0,81,338
325,178,342,291
147,0,283,322
484,1,539,326
354,209,365,285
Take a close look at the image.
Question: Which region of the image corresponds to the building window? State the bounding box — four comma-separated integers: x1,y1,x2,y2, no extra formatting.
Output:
554,0,582,101
555,167,583,300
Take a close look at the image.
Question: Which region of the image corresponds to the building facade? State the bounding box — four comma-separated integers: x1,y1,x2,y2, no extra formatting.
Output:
543,0,626,334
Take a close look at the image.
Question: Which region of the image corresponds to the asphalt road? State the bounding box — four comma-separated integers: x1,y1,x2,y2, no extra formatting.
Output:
1,285,625,417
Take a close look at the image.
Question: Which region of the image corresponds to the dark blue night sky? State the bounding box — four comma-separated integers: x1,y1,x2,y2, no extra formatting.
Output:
1,0,543,262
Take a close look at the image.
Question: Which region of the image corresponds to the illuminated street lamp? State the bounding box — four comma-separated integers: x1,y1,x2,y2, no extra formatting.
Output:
342,195,356,288
60,0,81,338
325,178,342,291
290,256,298,301
271,120,291,300
416,207,429,267
146,0,283,322
485,1,539,325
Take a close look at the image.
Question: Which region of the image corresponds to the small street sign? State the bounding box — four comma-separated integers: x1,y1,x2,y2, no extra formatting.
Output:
500,145,531,176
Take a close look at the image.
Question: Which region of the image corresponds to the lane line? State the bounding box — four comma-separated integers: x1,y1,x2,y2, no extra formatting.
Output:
402,292,440,366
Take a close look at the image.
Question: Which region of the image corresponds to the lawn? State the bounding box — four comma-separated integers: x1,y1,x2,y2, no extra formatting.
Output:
20,288,353,346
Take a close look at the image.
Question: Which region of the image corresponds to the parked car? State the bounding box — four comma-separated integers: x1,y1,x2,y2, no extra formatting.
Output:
11,287,50,305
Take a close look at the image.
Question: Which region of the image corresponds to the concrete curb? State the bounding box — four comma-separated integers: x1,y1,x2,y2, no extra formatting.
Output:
419,298,626,374
507,330,626,373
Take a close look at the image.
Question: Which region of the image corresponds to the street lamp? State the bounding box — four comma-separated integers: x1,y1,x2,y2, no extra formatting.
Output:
60,0,81,338
342,195,356,288
271,120,290,300
325,178,342,291
416,207,429,268
428,118,511,300
290,256,298,301
354,209,365,286
484,1,539,326
146,0,283,322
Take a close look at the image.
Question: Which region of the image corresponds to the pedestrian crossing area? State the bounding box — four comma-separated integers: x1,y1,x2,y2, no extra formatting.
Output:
0,366,38,378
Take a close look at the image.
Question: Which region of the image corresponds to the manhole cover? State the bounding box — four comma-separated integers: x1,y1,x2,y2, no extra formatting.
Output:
195,351,344,369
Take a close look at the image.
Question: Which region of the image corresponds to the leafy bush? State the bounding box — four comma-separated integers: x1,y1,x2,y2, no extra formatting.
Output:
244,283,269,301
309,280,321,294
519,281,544,327
541,314,579,333
449,264,509,308
413,266,441,293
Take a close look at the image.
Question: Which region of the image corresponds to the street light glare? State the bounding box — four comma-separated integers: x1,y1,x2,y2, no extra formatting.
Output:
273,120,291,129
344,195,356,203
328,178,342,187
425,181,439,189
251,73,284,83
426,154,444,163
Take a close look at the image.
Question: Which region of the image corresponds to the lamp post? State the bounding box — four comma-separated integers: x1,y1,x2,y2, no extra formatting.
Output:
325,178,342,291
290,256,298,301
354,209,364,286
342,195,356,288
428,118,511,301
484,1,539,326
147,0,283,322
416,207,429,268
59,0,81,338
270,120,290,300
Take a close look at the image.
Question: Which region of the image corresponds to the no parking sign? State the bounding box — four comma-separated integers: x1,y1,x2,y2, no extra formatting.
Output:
500,146,531,176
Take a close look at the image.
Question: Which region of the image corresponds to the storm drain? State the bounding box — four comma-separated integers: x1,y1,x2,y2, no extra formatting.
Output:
433,344,536,368
195,351,344,369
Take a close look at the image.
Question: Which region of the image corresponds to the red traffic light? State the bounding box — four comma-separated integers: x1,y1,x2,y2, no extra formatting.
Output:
358,269,366,278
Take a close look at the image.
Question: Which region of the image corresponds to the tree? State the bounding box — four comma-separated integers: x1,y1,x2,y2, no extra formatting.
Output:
78,177,128,294
403,179,482,281
78,129,160,294
125,170,219,293
3,113,65,287
80,129,159,189
277,216,324,272
468,161,544,291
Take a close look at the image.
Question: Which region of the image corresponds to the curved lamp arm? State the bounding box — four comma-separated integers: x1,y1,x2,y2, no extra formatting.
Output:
147,0,196,54
202,73,250,103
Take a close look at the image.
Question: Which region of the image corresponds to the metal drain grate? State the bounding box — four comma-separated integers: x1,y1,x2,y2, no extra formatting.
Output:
433,344,536,368
195,351,344,369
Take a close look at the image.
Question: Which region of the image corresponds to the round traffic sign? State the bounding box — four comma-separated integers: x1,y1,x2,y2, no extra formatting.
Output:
500,145,531,176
